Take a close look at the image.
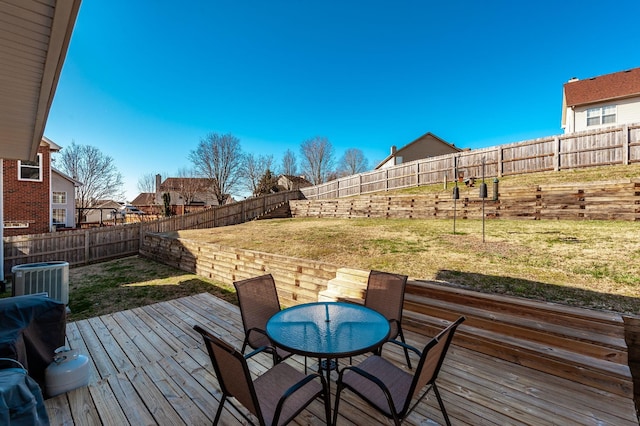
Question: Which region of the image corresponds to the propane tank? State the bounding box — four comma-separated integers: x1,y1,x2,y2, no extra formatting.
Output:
45,346,89,397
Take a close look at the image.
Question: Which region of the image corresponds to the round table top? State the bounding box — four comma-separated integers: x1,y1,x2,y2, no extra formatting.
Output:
266,302,390,358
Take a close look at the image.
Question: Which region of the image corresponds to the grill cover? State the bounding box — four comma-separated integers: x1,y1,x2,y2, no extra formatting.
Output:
0,295,66,390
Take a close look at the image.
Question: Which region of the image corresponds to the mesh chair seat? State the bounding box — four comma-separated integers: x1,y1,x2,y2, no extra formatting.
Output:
254,362,323,424
341,356,413,416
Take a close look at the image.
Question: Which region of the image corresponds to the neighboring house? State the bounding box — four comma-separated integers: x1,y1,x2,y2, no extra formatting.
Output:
154,174,218,215
2,137,74,236
278,175,313,191
52,167,82,229
374,132,462,170
131,192,159,215
562,67,640,133
82,200,123,225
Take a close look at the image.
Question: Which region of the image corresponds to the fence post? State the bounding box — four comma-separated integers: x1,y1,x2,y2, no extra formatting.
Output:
84,230,90,264
359,175,362,195
622,124,630,165
497,147,504,177
554,136,560,171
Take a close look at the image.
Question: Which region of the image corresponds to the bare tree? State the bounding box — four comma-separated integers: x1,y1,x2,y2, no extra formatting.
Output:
300,136,335,185
337,148,369,177
137,173,157,193
189,132,244,204
56,142,124,223
242,153,274,196
175,167,213,206
280,149,297,177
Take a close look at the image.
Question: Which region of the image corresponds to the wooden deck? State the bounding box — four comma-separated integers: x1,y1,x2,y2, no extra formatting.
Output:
44,293,639,425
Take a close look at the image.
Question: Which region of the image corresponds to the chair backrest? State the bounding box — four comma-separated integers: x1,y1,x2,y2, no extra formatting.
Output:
234,274,281,348
364,270,408,339
408,316,465,405
193,325,261,418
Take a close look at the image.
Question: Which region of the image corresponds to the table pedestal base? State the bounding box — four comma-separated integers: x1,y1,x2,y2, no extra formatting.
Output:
318,359,337,372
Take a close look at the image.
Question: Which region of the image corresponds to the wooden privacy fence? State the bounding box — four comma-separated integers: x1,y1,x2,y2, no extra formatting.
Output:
302,123,640,199
3,191,302,274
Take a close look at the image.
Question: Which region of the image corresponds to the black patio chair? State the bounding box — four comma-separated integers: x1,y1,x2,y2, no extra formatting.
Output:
193,324,330,426
333,316,466,426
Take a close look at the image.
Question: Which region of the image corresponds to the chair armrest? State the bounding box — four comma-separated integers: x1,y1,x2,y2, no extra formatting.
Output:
383,339,421,358
273,372,326,424
337,366,396,411
244,346,270,360
246,327,268,338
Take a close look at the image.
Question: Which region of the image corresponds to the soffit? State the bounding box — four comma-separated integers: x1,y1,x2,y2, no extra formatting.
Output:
0,0,81,160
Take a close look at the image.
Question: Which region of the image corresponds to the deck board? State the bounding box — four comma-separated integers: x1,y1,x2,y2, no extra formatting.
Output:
44,293,639,425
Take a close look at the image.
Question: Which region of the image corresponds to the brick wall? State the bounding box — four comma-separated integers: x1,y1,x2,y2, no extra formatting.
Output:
3,145,51,236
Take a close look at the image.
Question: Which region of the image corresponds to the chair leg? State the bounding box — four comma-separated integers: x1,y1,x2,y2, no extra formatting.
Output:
432,382,451,426
322,380,332,426
332,381,344,426
398,327,412,370
213,394,226,425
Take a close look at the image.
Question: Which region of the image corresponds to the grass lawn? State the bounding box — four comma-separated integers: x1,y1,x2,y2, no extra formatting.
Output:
64,256,236,321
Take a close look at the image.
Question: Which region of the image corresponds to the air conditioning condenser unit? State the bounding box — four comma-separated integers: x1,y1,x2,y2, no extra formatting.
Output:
12,261,70,305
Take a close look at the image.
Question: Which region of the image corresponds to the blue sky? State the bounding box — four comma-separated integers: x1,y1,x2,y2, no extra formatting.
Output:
44,0,640,201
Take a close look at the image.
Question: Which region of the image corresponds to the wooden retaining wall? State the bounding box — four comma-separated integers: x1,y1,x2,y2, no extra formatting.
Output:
139,233,336,306
291,179,640,221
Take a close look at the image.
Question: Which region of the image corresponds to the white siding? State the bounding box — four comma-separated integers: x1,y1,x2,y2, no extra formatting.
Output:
51,172,76,228
569,96,640,133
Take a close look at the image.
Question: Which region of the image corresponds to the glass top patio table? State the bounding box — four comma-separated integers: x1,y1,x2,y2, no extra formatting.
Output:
266,302,390,359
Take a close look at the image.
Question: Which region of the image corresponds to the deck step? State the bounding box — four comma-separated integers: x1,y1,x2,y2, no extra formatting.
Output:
402,280,634,398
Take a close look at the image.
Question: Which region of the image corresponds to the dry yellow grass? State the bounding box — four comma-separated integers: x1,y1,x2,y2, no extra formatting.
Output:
173,217,640,314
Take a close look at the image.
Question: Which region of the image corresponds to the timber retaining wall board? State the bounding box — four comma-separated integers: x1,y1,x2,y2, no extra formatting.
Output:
291,180,640,221
139,233,336,306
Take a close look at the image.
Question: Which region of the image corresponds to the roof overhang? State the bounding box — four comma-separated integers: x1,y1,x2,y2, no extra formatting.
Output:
0,0,81,161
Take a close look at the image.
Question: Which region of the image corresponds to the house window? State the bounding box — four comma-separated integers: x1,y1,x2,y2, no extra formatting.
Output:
53,192,66,204
52,209,66,224
587,105,616,127
18,153,43,181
